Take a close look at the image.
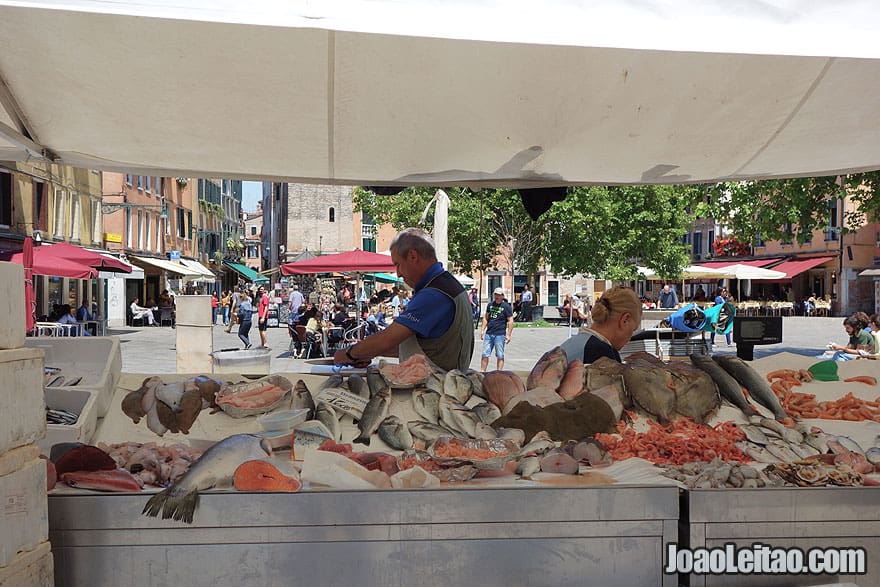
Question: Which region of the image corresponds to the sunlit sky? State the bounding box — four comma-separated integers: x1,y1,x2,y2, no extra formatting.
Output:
242,181,262,213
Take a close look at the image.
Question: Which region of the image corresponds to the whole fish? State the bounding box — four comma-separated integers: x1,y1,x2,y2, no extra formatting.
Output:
465,370,487,400
444,369,473,404
472,402,502,426
354,388,390,445
518,438,556,457
690,354,760,417
865,447,880,465
714,356,789,421
527,346,568,391
740,425,770,445
759,418,803,444
789,442,819,459
315,403,341,441
347,374,369,400
291,380,316,419
516,456,541,479
425,370,446,395
735,441,781,464
143,434,272,524
804,433,830,454
366,366,390,398
412,390,441,425
407,421,451,446
765,442,801,463
319,374,344,392
377,415,414,451
449,402,481,438
474,422,498,441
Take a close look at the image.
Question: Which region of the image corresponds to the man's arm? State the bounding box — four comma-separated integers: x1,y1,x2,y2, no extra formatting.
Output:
333,322,414,365
479,308,489,339
505,313,514,343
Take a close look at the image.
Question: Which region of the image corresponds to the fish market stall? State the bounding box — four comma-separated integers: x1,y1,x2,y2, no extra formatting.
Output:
46,365,681,587
42,346,880,586
49,485,679,586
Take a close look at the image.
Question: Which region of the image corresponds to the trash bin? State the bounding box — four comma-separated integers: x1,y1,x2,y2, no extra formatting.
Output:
531,306,544,321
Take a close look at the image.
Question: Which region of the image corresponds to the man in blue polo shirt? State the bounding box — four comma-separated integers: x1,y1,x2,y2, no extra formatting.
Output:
333,228,474,371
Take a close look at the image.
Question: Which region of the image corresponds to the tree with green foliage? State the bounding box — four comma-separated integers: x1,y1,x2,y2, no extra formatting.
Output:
692,172,880,246
354,185,700,281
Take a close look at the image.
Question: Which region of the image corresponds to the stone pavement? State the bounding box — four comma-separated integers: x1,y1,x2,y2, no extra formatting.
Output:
112,316,839,375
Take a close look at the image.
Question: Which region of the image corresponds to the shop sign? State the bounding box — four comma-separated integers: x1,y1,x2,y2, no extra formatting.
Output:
104,232,123,243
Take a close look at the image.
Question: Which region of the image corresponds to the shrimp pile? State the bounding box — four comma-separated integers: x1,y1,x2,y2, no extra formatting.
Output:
767,369,880,421
594,418,749,465
98,441,203,487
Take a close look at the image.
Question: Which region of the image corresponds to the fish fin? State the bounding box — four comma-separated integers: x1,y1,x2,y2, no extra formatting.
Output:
142,488,200,524
353,435,371,446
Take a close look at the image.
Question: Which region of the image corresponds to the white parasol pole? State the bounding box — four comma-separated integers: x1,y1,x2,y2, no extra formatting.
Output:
434,189,450,270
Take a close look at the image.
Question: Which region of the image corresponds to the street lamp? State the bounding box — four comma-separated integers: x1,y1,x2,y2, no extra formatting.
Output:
102,196,168,218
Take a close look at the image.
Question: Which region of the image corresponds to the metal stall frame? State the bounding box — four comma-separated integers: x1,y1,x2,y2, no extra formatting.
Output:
50,485,679,586
683,487,880,586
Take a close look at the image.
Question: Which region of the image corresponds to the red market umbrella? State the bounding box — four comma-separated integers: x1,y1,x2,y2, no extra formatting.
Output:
23,236,35,333
40,241,132,273
280,250,397,275
0,248,98,279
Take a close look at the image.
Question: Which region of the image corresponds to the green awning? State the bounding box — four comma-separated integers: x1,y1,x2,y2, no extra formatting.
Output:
224,261,265,284
369,272,403,284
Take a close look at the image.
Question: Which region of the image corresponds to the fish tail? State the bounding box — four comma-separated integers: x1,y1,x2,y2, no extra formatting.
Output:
353,434,371,446
142,488,200,524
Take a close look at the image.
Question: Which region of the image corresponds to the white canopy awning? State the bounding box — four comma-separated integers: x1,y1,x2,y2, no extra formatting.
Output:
130,256,200,278
2,1,880,187
178,259,217,281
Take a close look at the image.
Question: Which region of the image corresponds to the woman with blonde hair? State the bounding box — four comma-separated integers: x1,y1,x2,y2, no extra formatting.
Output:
559,286,641,364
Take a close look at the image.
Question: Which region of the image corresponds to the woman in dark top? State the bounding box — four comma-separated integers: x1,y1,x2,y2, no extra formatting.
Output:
560,286,642,364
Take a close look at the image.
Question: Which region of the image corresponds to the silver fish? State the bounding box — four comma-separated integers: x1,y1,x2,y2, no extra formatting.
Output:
736,441,781,464
354,388,390,445
865,447,880,465
759,418,803,444
377,415,413,450
347,374,369,399
804,433,830,454
438,394,463,435
516,456,540,479
690,354,760,417
714,356,789,421
365,366,389,398
472,402,502,425
143,434,272,524
465,370,487,400
496,428,526,447
425,370,446,395
319,374,344,392
449,403,481,438
765,441,801,463
407,421,452,446
412,389,441,425
315,403,341,441
789,442,819,460
291,379,316,420
444,369,473,404
830,435,865,455
740,425,770,445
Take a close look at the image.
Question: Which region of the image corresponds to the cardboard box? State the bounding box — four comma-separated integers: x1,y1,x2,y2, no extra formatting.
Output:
38,388,98,454
0,458,48,567
0,262,26,350
0,542,53,586
25,336,122,417
0,348,45,455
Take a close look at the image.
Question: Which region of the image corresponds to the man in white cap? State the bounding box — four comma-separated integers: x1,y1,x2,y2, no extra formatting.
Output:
333,228,474,371
480,287,514,371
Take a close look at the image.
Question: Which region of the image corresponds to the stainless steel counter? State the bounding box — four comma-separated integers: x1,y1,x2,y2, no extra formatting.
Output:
49,485,679,586
683,487,880,586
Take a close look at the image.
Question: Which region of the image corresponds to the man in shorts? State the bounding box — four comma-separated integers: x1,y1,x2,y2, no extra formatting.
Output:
480,287,514,371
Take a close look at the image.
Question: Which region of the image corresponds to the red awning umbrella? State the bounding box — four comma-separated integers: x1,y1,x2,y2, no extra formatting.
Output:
39,241,132,273
280,250,397,275
23,236,35,333
0,248,98,279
